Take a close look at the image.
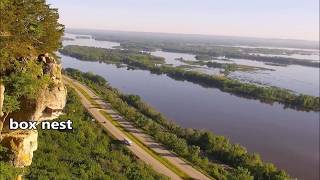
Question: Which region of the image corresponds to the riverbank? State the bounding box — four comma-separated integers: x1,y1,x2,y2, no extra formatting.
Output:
59,34,319,179
64,68,292,179
60,45,320,112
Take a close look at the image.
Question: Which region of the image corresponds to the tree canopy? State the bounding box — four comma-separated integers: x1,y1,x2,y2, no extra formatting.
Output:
0,0,64,74
0,0,64,133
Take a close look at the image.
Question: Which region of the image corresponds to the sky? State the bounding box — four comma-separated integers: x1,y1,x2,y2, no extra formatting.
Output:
47,0,319,41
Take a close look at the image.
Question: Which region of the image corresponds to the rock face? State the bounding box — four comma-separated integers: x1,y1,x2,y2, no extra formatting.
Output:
0,55,67,167
8,61,67,122
1,130,38,167
0,83,4,117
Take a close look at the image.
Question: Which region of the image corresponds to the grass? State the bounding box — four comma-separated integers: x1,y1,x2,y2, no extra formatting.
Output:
100,111,191,180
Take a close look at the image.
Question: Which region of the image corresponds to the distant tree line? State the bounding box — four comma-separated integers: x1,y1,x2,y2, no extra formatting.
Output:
60,45,320,111
225,53,319,68
100,40,319,68
159,45,319,68
177,58,272,75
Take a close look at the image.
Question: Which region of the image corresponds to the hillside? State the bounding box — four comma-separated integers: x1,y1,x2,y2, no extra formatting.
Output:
0,89,167,179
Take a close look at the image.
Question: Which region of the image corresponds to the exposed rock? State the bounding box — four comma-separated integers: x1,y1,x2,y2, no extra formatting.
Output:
0,83,4,117
7,60,67,122
1,130,38,167
0,31,11,37
16,175,23,180
0,55,67,167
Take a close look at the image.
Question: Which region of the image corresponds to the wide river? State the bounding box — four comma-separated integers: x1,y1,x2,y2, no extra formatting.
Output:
61,34,319,180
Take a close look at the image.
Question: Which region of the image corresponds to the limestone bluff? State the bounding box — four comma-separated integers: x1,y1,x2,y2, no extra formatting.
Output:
0,54,67,167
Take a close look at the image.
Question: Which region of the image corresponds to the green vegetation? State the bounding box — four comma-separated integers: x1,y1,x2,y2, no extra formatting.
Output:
226,53,319,68
1,88,168,180
126,42,319,67
118,42,158,52
1,60,52,131
177,58,273,75
82,30,318,67
59,45,165,66
60,45,320,111
100,111,191,179
0,0,64,73
0,145,23,178
0,0,64,135
161,45,319,68
65,68,291,179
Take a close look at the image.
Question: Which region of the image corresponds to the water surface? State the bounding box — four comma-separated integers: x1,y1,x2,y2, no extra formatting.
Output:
60,35,319,180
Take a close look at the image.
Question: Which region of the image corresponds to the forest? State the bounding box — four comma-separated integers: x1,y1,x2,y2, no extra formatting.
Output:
64,68,291,180
60,45,320,111
0,88,167,180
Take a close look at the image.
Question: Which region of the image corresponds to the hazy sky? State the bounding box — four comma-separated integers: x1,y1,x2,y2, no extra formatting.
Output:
48,0,319,41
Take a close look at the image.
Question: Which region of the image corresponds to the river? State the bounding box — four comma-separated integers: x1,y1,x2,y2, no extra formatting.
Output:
61,34,319,180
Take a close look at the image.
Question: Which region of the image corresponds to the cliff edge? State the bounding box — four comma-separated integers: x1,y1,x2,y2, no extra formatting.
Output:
0,54,67,167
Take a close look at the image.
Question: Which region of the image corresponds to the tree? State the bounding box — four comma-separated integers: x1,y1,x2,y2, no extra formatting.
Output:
0,60,51,136
0,0,64,71
0,0,64,137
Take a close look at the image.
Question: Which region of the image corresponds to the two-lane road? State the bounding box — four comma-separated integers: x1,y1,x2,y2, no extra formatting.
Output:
63,76,211,180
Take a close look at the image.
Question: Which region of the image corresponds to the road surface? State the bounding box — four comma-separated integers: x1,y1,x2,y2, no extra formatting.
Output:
63,76,211,180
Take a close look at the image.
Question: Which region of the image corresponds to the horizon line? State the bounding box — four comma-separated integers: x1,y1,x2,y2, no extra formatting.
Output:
65,27,320,43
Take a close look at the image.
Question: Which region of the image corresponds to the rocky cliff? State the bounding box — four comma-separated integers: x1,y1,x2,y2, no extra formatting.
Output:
1,130,38,167
0,54,67,167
